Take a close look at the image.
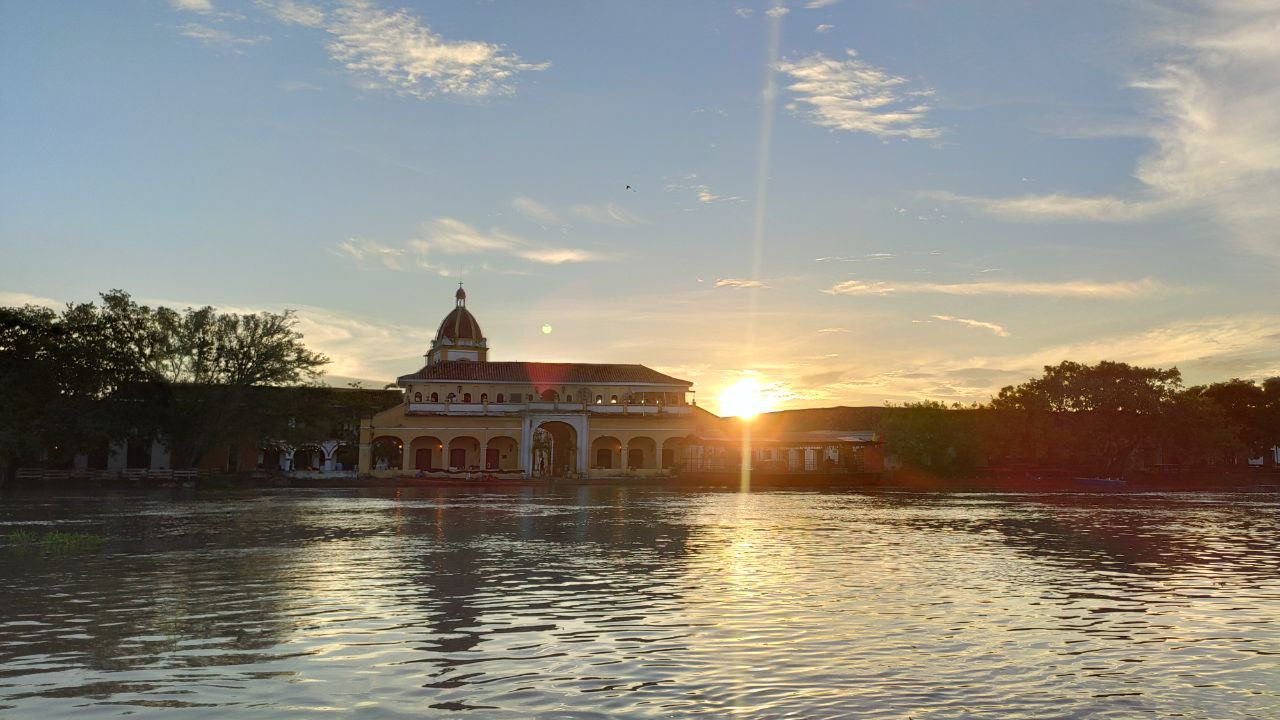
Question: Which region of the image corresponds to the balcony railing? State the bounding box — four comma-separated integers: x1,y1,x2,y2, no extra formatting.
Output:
406,401,692,416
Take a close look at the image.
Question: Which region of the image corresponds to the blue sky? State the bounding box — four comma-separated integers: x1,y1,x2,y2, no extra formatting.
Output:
2,0,1278,414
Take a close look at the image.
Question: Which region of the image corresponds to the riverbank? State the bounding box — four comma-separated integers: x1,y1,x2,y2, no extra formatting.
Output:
4,467,1278,493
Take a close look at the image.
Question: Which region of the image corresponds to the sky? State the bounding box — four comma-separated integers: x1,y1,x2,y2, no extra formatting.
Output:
2,0,1279,415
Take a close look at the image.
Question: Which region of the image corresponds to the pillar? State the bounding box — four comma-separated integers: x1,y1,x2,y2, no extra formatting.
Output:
357,442,371,474
480,442,489,470
621,442,630,471
401,440,413,473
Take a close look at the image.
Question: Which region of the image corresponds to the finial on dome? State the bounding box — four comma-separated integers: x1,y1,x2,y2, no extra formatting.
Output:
455,282,466,307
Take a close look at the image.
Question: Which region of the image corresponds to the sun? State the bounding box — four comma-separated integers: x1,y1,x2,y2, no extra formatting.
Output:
718,377,773,419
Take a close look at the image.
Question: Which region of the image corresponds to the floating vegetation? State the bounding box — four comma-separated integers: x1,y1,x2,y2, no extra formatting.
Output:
5,530,104,553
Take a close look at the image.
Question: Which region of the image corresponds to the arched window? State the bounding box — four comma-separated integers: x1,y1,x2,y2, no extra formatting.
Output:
447,393,456,402
595,395,603,404
540,389,559,402
480,393,488,403
430,392,439,402
413,392,422,402
610,395,618,404
463,393,472,403
496,393,504,404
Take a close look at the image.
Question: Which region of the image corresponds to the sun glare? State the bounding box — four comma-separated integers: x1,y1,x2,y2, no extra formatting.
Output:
718,377,772,419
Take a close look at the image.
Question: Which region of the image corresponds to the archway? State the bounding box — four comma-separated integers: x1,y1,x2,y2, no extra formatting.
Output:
410,436,444,471
293,445,322,471
661,437,686,470
591,436,622,470
532,421,577,478
371,436,403,471
448,436,481,470
487,436,519,470
628,436,657,470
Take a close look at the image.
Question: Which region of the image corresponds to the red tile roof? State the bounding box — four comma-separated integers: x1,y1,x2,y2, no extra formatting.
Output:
398,361,692,386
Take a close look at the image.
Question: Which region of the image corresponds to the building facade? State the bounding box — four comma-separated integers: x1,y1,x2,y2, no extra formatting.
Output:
358,287,698,479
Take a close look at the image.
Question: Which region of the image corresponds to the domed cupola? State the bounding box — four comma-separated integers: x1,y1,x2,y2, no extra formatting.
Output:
426,285,488,365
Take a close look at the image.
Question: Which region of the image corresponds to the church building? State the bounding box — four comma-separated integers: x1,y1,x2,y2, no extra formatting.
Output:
358,287,698,479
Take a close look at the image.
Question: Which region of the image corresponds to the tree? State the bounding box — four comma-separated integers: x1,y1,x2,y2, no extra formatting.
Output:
0,291,330,477
988,361,1183,474
877,401,984,476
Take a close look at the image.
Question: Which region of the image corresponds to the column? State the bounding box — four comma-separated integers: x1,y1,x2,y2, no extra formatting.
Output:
401,440,413,473
358,442,371,474
620,442,629,471
480,442,489,470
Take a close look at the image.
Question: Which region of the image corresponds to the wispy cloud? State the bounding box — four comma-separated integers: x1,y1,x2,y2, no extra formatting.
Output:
333,238,406,270
570,203,639,225
170,0,214,12
933,3,1280,262
326,0,548,98
816,327,849,333
666,177,742,205
824,277,1165,298
765,6,790,18
413,218,608,264
816,24,834,33
510,196,560,224
816,252,895,262
715,278,768,289
927,191,1166,222
178,23,269,51
804,0,840,8
257,0,325,27
778,49,940,139
929,314,1010,337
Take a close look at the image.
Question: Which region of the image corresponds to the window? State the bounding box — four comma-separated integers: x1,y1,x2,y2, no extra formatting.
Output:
496,393,504,403
430,392,439,402
413,392,422,402
480,393,488,403
463,393,472,403
541,389,559,401
447,393,456,402
595,395,603,404
610,395,618,404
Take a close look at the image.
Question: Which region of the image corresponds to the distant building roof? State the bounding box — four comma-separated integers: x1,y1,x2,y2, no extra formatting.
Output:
398,361,693,386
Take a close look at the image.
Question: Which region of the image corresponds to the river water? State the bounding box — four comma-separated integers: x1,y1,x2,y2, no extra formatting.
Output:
1,488,1277,719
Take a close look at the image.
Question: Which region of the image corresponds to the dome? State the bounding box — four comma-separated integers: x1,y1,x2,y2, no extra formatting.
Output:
436,306,483,342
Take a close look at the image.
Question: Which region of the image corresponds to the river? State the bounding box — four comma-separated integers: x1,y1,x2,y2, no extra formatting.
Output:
2,488,1277,718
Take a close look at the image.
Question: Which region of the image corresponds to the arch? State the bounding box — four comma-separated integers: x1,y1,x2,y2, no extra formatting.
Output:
409,435,444,471
496,393,505,404
430,392,439,402
540,388,560,402
486,435,519,470
371,436,403,472
293,443,323,471
627,436,657,469
590,435,622,470
610,395,618,404
448,436,481,470
661,437,687,469
463,392,472,403
532,421,577,478
595,395,603,405
413,392,422,402
480,393,488,403
446,393,456,402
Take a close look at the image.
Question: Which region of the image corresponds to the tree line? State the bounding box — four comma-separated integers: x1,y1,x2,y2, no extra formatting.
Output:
0,290,350,478
878,361,1280,476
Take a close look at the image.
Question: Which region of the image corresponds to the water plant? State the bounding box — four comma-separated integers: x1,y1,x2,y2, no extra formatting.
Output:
5,530,104,552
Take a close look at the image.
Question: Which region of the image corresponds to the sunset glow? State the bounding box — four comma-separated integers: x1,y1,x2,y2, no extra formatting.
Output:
718,377,773,419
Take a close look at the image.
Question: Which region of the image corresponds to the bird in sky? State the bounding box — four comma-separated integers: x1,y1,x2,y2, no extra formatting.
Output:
625,185,634,192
